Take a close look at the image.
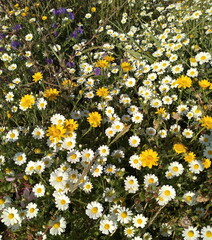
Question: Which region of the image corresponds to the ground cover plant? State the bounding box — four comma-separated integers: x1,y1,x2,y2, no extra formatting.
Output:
0,0,211,239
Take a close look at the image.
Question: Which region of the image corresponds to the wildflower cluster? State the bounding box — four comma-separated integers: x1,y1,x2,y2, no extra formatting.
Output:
0,0,211,239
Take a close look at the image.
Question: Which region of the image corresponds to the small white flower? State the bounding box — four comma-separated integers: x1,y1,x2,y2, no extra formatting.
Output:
26,203,39,219
25,33,33,41
133,214,148,228
86,201,103,220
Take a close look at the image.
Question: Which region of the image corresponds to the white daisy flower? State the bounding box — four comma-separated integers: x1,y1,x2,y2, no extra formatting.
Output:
32,127,45,139
81,148,94,162
189,160,204,174
86,201,103,220
26,203,39,219
187,68,198,77
34,161,45,174
82,181,93,193
158,129,167,138
195,52,211,64
32,183,45,197
49,169,69,190
124,175,139,193
203,146,212,159
159,185,176,201
146,127,156,136
129,154,141,170
182,129,194,138
98,145,110,157
5,129,19,142
117,207,133,224
99,219,116,235
67,150,81,163
168,162,184,176
150,99,162,108
5,92,14,102
182,226,200,240
61,137,76,150
55,194,70,211
25,161,35,175
13,152,27,166
1,207,20,227
36,97,47,110
50,216,67,235
133,214,148,228
128,135,140,147
124,226,135,237
25,33,33,41
91,164,103,177
131,112,143,123
183,192,197,206
201,226,212,240
144,174,159,189
111,121,124,133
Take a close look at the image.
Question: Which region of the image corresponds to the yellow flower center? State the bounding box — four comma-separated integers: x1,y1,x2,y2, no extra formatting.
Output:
187,231,194,237
85,153,90,158
71,154,77,159
60,200,66,205
104,224,110,230
121,212,127,218
37,188,42,193
137,219,143,224
172,166,179,172
148,178,154,184
0,199,5,205
29,208,35,213
8,213,14,219
36,165,41,170
186,196,192,201
206,231,212,237
128,180,134,184
91,207,98,214
126,228,133,234
10,133,15,138
53,222,60,229
164,190,171,196
56,176,63,182
194,164,199,169
17,156,23,161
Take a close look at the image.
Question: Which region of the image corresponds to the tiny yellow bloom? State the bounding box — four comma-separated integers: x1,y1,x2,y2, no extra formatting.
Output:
7,111,11,118
46,124,66,142
199,115,212,130
139,149,159,168
91,7,96,12
95,60,109,68
202,158,211,169
184,152,196,162
32,72,43,82
121,62,133,72
173,143,187,154
43,88,60,101
103,56,115,62
87,112,102,128
198,80,211,88
96,87,109,98
20,94,35,110
21,12,27,17
42,16,47,20
23,175,29,180
174,75,192,88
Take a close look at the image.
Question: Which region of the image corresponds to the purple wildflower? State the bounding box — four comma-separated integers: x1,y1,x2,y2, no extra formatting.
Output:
94,68,101,75
69,12,74,20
